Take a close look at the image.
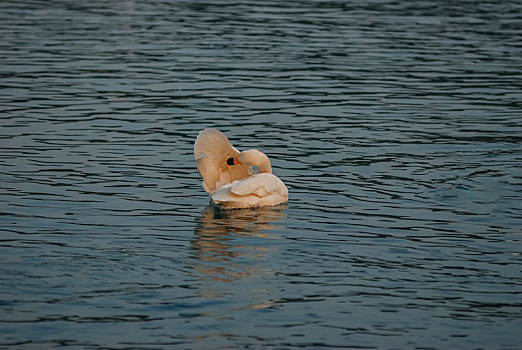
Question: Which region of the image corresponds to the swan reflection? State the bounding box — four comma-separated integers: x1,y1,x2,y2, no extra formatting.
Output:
191,204,287,282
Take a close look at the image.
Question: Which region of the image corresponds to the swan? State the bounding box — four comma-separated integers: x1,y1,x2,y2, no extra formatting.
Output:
194,128,288,209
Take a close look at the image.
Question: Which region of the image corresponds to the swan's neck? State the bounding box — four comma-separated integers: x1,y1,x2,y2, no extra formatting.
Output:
258,162,272,174
239,149,273,174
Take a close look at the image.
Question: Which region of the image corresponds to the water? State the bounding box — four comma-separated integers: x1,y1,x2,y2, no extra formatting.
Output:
1,0,521,349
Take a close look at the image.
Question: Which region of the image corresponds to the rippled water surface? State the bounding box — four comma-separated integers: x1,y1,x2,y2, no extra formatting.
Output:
1,0,522,349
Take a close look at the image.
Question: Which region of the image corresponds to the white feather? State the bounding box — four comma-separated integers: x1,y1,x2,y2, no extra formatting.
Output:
194,128,251,193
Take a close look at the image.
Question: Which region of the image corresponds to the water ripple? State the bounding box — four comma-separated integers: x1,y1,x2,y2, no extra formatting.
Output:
1,0,521,349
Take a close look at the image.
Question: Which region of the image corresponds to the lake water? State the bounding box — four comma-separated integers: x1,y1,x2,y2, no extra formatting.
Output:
1,0,521,349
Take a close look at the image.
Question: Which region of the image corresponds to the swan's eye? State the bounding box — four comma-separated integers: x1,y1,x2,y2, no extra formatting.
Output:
227,156,240,165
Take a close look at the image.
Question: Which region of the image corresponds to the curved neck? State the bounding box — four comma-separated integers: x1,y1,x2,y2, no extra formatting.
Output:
239,149,273,174
258,162,272,174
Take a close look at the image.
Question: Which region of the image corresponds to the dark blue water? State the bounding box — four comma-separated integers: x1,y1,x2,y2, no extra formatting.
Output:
1,1,521,349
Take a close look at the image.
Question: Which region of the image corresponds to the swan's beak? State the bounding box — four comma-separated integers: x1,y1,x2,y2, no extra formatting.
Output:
227,156,240,165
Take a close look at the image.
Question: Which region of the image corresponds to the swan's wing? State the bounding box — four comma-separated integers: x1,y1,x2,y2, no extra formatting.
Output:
194,128,236,160
230,173,287,197
194,128,251,192
211,174,288,209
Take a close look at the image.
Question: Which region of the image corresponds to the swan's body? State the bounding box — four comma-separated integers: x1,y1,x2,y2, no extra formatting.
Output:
194,128,288,209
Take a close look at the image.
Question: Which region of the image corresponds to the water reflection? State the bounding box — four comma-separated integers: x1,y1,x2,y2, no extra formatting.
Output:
191,205,287,282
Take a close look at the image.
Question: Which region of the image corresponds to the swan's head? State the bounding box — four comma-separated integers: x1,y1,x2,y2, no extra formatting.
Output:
227,149,272,173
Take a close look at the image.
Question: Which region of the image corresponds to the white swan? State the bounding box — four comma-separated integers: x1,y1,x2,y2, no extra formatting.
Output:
194,128,288,209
